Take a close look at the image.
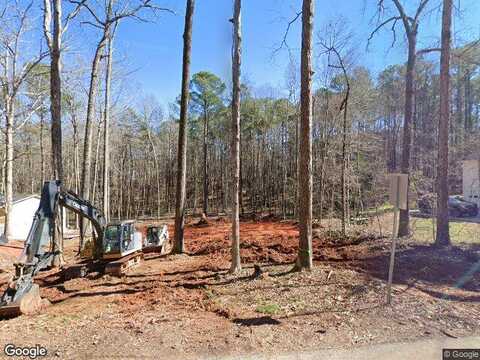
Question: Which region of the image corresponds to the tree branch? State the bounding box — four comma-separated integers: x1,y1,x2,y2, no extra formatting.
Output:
69,0,105,26
417,47,441,56
273,10,302,55
367,16,401,48
391,0,414,31
63,0,87,35
43,0,53,51
414,0,431,23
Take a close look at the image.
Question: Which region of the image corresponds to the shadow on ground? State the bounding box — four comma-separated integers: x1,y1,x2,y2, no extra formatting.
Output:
351,244,480,300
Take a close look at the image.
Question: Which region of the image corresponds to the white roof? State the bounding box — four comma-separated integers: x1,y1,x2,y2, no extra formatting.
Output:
12,194,40,205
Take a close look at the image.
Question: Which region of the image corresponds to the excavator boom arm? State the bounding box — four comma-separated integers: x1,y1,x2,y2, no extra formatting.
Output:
0,180,106,311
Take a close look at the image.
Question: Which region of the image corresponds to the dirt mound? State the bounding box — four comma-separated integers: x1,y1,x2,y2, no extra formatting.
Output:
260,213,281,222
190,237,230,256
239,213,260,221
185,220,299,264
240,236,296,264
182,219,387,267
193,213,212,228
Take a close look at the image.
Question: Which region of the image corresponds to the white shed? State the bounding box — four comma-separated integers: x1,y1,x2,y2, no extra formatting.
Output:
0,194,73,241
463,160,480,207
2,195,41,241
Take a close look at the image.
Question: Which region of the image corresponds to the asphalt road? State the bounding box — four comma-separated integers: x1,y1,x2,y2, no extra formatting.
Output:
218,336,480,360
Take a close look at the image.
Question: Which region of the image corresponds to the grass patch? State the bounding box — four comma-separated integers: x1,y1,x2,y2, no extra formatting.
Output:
359,203,394,217
204,289,217,300
411,217,480,244
255,303,281,315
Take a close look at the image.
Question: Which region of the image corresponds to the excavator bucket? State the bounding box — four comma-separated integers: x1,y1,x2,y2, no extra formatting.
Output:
0,284,49,319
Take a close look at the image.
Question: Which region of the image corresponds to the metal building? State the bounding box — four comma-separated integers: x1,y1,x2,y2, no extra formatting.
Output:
463,159,480,207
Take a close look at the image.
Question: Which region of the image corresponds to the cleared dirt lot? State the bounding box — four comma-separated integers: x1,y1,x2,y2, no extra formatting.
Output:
0,216,478,359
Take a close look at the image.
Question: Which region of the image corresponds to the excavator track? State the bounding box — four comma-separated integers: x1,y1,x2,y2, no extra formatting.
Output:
104,252,144,276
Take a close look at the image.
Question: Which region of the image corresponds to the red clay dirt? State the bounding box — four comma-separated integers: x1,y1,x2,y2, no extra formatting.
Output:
0,241,23,258
0,240,24,283
0,217,478,359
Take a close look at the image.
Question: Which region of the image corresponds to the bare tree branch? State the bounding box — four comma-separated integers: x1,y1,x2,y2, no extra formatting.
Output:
414,0,431,23
370,0,432,49
69,0,105,26
63,0,87,34
273,10,302,55
417,47,441,55
43,0,53,51
367,15,401,48
391,0,415,31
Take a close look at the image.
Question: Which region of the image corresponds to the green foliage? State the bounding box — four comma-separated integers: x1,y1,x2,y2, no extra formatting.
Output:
189,71,226,116
25,63,50,115
241,96,295,135
255,303,281,315
187,71,226,140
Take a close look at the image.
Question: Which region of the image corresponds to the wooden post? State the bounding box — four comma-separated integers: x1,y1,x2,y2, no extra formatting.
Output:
387,202,399,304
387,174,407,305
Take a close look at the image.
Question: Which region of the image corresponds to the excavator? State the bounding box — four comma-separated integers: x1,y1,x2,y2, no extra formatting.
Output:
0,180,169,318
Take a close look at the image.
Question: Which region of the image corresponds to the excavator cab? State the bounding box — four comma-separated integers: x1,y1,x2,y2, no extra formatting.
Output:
103,225,121,254
144,225,169,252
102,221,143,259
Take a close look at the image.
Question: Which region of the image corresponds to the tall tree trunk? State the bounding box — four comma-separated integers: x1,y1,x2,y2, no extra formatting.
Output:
230,0,242,273
174,0,194,254
398,33,416,237
294,111,299,218
341,93,349,236
464,70,472,135
281,119,287,219
45,0,65,266
103,30,114,221
48,0,63,182
239,134,244,215
3,101,14,242
71,114,80,228
436,0,452,246
384,0,431,237
79,33,108,256
296,0,314,271
146,128,161,217
40,113,45,186
91,118,103,206
203,107,209,216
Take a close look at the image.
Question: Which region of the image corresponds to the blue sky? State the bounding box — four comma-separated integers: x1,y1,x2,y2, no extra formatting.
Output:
100,0,480,107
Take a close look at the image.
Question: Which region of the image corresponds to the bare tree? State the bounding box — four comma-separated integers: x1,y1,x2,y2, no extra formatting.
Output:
230,0,242,273
44,0,64,182
436,0,452,246
296,0,314,271
43,0,82,266
370,0,432,237
102,24,117,221
0,2,47,242
44,0,81,181
139,100,162,218
319,27,353,237
174,0,195,254
73,0,170,255
75,0,109,251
